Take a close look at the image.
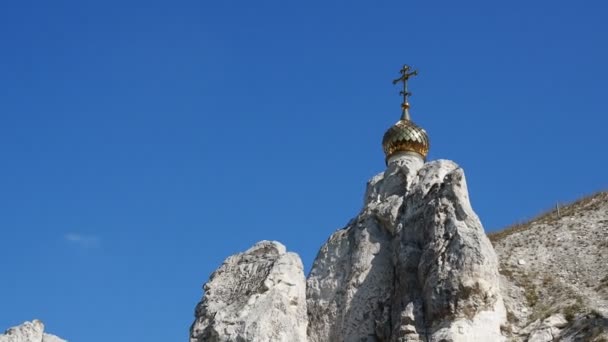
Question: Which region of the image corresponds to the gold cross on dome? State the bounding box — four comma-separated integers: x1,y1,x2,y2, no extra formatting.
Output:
392,65,418,120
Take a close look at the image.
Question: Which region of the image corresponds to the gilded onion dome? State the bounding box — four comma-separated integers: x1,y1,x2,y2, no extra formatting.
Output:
382,65,430,164
382,118,429,161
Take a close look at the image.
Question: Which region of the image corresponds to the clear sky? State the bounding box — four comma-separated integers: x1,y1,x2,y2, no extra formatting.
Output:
0,1,606,341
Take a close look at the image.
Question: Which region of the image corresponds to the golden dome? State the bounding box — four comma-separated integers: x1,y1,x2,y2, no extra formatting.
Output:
383,65,430,163
382,118,429,162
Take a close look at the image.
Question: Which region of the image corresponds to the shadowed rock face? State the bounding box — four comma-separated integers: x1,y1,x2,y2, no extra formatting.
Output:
189,241,307,342
306,158,506,342
0,320,66,342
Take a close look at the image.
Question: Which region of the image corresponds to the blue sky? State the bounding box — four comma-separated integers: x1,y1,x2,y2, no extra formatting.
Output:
0,1,606,341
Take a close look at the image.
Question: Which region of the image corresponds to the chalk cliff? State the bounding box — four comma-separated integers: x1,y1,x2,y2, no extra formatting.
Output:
306,158,505,341
190,157,507,341
490,191,608,341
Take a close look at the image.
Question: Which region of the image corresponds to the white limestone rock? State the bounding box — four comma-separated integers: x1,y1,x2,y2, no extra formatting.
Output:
491,191,608,341
189,241,307,342
307,157,506,342
543,313,567,329
0,320,66,342
190,157,507,341
528,328,553,342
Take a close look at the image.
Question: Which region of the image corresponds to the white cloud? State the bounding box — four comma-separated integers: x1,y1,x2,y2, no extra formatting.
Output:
65,233,101,248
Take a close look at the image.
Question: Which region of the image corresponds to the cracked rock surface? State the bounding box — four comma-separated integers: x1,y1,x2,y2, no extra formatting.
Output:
190,157,507,341
189,241,307,342
307,158,505,342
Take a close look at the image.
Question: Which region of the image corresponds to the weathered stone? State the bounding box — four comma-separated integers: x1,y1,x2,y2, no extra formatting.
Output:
528,327,553,342
0,320,66,342
491,191,608,341
189,241,307,342
543,314,567,329
185,159,608,342
307,156,506,342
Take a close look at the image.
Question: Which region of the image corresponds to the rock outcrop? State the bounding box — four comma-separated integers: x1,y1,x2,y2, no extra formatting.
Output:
0,320,66,342
490,191,608,341
307,157,505,342
189,241,308,342
190,157,508,341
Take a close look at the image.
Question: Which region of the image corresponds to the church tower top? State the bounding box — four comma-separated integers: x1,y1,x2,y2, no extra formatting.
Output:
381,65,430,164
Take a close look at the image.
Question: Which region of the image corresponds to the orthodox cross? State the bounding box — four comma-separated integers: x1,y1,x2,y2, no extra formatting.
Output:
392,64,418,120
